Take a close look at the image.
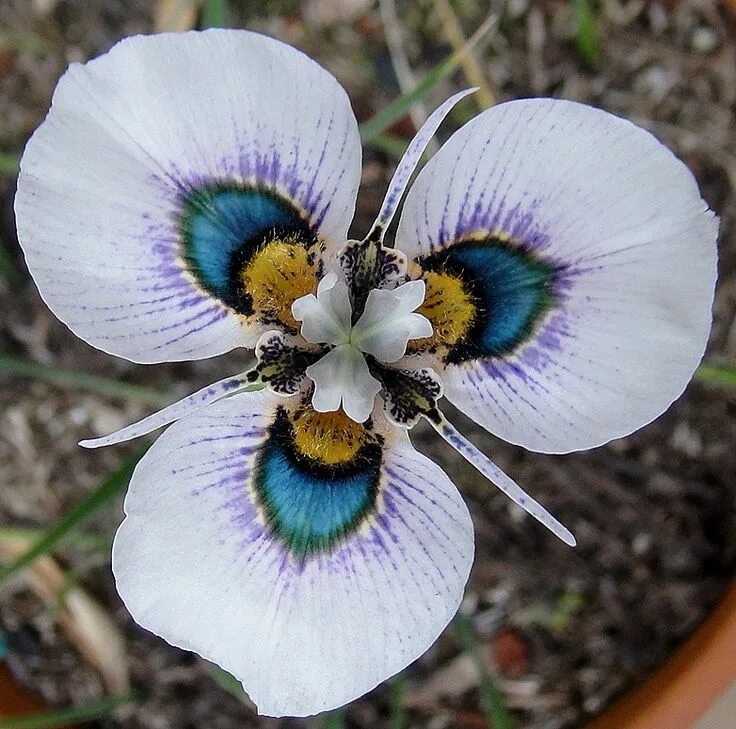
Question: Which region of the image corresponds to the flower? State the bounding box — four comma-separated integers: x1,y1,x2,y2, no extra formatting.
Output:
15,29,717,717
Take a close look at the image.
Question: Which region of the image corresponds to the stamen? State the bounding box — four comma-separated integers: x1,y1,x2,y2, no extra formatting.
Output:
426,410,577,546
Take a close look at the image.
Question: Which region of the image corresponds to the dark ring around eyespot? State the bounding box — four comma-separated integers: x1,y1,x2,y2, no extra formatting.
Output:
419,235,563,364
250,408,383,557
179,182,318,315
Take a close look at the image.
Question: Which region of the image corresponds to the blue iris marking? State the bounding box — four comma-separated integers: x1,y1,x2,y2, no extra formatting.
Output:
253,411,381,556
180,184,314,312
429,239,556,363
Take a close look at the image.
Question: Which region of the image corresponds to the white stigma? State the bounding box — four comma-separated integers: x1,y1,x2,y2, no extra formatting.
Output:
292,274,432,422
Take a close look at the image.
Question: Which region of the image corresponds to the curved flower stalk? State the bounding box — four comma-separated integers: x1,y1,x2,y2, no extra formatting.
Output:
15,30,717,717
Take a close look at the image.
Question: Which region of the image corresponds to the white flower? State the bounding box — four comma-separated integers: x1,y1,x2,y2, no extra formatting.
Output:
14,29,718,718
291,273,431,421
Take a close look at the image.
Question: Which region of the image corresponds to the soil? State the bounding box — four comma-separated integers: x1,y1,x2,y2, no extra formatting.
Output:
0,1,735,728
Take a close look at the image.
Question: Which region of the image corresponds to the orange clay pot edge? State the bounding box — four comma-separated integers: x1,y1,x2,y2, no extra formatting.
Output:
581,581,736,729
585,2,736,726
587,2,736,723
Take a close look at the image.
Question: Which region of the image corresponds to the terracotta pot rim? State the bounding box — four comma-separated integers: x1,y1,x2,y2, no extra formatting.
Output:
581,580,736,729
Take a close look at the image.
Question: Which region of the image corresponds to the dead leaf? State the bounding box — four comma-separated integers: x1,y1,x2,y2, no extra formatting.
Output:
406,653,478,709
302,0,371,29
0,537,129,694
154,0,201,33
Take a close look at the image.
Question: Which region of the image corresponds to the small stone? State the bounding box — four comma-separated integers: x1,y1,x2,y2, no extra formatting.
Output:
648,2,668,35
691,26,719,55
507,0,530,20
670,422,702,458
635,65,679,104
67,406,88,426
428,715,453,729
631,532,652,556
459,592,479,616
583,693,605,713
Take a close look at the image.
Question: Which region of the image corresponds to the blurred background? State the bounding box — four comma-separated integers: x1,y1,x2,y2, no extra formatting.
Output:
0,1,735,728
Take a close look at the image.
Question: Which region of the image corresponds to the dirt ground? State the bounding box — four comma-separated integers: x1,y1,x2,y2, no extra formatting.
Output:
1,1,735,728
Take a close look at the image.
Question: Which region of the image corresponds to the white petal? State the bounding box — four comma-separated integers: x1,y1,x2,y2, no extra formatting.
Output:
113,392,473,716
306,347,345,412
352,280,432,362
339,348,382,423
394,278,426,310
365,88,476,242
306,345,381,422
397,98,718,453
79,371,251,449
316,270,340,295
15,30,361,363
292,278,352,345
404,313,434,340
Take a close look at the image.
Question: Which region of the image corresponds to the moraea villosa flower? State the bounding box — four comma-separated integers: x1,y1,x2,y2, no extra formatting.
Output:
15,29,717,717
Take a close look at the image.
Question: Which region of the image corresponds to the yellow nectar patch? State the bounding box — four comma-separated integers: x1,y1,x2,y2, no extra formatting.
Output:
409,270,477,353
240,238,316,329
291,408,370,466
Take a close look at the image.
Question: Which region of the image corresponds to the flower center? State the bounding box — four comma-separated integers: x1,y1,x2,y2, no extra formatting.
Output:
291,271,432,422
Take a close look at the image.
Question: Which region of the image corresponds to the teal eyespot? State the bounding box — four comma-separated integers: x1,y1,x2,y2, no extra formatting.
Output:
252,408,382,557
179,183,316,315
420,237,559,364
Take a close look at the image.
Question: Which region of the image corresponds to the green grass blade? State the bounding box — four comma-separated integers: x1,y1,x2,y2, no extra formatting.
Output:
0,236,26,290
453,615,514,729
363,132,409,158
0,692,138,729
696,362,736,388
201,0,228,27
390,673,406,729
0,152,19,176
0,449,145,584
359,14,496,143
0,527,110,550
207,663,245,699
573,0,600,67
0,355,168,406
0,32,55,55
321,712,345,729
